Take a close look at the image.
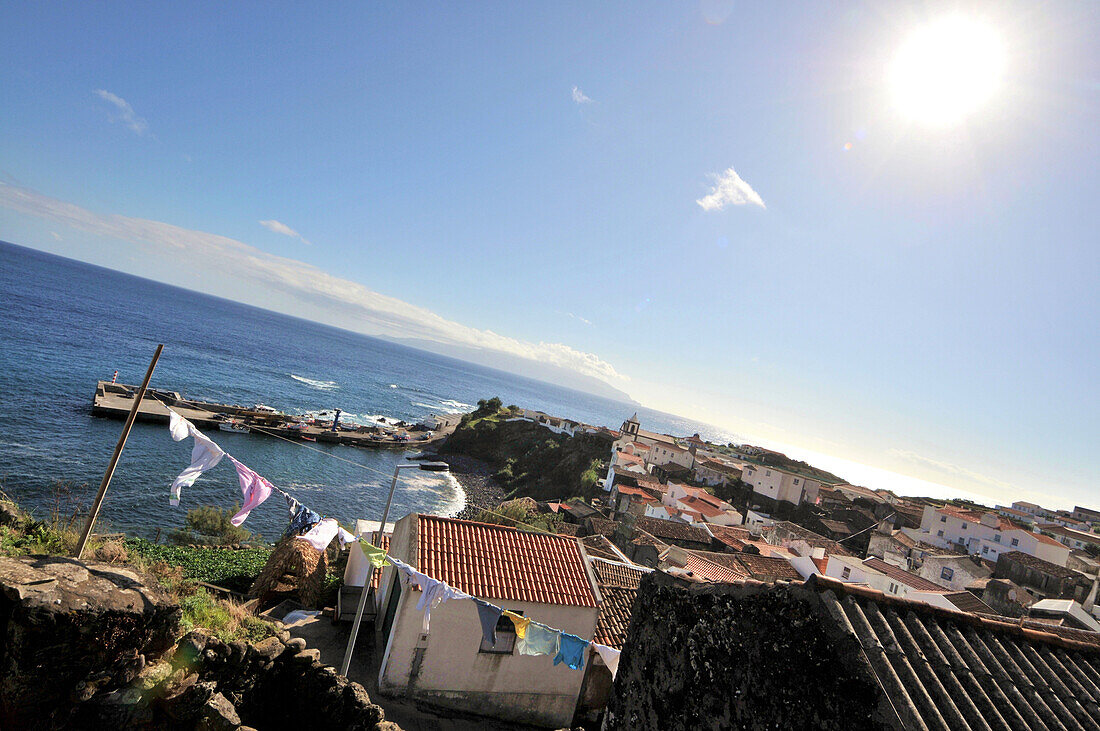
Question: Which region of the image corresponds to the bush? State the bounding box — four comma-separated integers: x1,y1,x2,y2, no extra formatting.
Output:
178,587,276,643
125,538,271,593
169,505,254,546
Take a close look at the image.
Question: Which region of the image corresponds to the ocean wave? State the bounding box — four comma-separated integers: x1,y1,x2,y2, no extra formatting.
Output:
411,399,472,414
289,374,339,391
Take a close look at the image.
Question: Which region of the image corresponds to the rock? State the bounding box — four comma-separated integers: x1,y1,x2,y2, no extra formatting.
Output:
0,555,180,730
0,501,28,528
228,640,248,664
252,636,283,662
162,680,215,721
196,691,241,731
277,630,291,643
284,637,307,654
136,661,173,691
291,648,321,665
174,629,210,666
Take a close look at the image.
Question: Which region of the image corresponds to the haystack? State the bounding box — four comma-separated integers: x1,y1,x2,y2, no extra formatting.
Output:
250,535,330,608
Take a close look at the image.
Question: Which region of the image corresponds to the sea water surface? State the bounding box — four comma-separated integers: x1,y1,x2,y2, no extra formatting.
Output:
0,241,738,540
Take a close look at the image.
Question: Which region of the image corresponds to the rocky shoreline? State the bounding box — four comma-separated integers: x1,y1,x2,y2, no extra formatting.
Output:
426,454,507,520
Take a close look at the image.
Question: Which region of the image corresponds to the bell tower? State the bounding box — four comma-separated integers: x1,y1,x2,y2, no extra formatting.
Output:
621,412,640,439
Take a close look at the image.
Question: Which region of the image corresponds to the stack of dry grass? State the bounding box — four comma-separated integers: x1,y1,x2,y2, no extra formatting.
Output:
249,535,330,608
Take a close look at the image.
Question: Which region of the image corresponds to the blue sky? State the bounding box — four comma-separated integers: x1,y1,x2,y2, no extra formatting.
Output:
1,2,1097,507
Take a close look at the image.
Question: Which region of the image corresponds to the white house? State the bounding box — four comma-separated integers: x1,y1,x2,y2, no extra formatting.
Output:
917,505,1071,566
1038,524,1100,552
824,555,988,612
692,458,743,487
376,514,600,728
741,464,823,507
602,450,648,492
915,553,992,592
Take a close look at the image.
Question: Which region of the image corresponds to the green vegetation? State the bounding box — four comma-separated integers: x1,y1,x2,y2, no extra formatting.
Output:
441,403,612,501
178,587,276,643
125,537,271,594
169,504,257,546
470,500,564,533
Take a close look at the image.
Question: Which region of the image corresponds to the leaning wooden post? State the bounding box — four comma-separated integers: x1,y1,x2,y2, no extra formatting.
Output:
75,344,164,559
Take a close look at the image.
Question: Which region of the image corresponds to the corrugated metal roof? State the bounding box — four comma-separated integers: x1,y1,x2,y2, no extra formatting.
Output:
416,514,597,607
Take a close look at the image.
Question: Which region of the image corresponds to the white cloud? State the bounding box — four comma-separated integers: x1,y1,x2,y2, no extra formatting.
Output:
566,312,593,326
259,219,311,245
696,167,765,211
50,231,62,241
571,86,592,104
93,89,149,135
887,448,1015,492
0,183,623,383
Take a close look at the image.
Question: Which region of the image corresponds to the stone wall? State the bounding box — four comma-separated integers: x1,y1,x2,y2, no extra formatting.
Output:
0,554,396,730
603,572,890,730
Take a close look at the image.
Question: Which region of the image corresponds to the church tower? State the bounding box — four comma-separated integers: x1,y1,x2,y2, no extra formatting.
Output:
621,412,640,439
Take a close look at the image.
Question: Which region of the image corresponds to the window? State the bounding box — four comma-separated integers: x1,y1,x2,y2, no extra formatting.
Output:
479,611,520,654
940,516,947,523
981,546,988,554
937,530,944,537
889,583,898,594
766,470,771,476
961,523,968,530
957,537,965,545
941,567,954,581
1011,538,1019,546
794,478,800,485
993,534,1001,543
841,567,851,579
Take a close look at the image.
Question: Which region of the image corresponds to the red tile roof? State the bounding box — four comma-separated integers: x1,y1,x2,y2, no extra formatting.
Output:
369,533,391,591
416,514,597,607
674,552,749,584
678,495,726,518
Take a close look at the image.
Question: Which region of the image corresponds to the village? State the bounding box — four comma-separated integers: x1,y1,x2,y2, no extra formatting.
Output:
318,408,1100,728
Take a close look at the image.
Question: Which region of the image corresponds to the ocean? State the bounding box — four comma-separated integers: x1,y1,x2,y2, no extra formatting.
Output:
0,241,739,540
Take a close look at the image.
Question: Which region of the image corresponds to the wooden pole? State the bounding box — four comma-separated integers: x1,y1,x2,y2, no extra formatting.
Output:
75,344,163,559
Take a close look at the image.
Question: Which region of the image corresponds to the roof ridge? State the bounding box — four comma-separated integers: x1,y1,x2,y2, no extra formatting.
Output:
416,512,577,542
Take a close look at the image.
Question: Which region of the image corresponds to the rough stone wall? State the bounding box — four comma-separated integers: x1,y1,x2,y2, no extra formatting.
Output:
603,573,889,731
0,555,181,729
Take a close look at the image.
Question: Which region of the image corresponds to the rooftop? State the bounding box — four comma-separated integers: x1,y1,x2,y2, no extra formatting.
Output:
415,514,597,607
632,516,713,546
997,550,1084,580
579,534,621,562
862,556,952,592
1038,523,1100,543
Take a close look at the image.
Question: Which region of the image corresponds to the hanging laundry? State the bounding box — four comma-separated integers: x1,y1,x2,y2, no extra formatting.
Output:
284,493,301,521
285,506,321,537
359,540,391,569
553,632,589,670
388,557,472,632
226,456,274,526
296,518,340,551
518,622,560,657
336,526,356,548
503,611,530,639
592,643,621,678
474,599,503,646
167,409,225,505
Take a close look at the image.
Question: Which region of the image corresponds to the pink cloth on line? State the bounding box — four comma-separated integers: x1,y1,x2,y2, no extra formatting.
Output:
227,456,274,526
296,518,341,551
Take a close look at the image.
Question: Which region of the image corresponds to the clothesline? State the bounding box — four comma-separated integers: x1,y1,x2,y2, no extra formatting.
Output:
153,395,563,537
363,541,621,676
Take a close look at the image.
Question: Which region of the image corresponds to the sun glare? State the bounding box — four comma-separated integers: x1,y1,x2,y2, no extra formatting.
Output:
890,16,1006,126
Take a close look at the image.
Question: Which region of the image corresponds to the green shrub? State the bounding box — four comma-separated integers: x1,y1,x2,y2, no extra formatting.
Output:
169,505,253,546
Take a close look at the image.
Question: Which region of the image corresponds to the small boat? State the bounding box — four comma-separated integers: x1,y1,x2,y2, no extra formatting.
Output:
218,420,250,434
301,435,317,442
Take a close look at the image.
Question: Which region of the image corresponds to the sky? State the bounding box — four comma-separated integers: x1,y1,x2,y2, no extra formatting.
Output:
1,2,1097,509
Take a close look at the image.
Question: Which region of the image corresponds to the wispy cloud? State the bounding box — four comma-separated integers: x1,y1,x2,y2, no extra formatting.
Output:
571,86,593,104
50,231,63,241
0,183,623,383
566,312,593,326
887,448,1015,492
93,89,149,135
696,167,765,211
259,219,311,246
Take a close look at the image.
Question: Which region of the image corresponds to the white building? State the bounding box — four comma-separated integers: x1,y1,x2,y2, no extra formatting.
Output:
915,553,992,592
824,555,988,612
741,464,823,507
917,505,1071,566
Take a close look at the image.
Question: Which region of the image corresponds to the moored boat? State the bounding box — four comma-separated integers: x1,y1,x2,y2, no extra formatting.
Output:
218,420,250,433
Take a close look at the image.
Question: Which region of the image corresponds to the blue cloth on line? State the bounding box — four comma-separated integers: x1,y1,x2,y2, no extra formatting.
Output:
474,599,502,646
285,506,321,537
553,632,588,670
518,622,560,657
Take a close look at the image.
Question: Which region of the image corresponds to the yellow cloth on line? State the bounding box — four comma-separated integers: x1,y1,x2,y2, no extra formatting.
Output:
359,540,391,569
503,611,530,638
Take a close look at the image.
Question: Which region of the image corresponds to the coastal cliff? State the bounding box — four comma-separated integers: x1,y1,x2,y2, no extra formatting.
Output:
438,408,612,502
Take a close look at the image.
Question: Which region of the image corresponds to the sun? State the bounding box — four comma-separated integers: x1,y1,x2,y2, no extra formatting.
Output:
890,16,1006,126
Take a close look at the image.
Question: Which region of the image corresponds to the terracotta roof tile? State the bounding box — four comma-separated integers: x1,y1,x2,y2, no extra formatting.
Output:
586,518,620,537
732,553,802,581
591,558,649,589
674,553,749,583
580,534,621,562
416,514,597,607
862,557,949,592
369,533,391,591
593,585,638,649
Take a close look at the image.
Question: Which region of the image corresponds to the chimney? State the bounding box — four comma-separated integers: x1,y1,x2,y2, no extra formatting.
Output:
811,547,826,560
1084,571,1100,614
